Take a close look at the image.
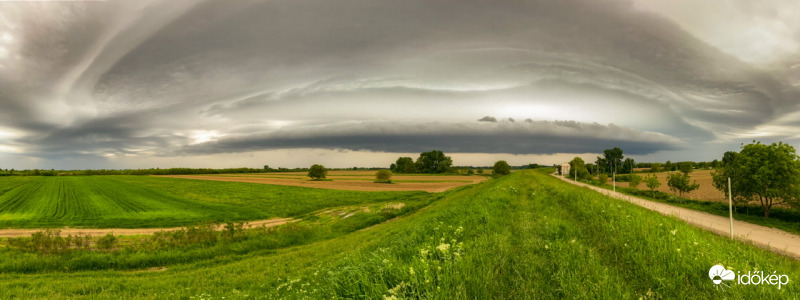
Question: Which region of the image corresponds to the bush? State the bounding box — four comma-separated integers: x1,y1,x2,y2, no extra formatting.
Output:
375,170,392,183
308,164,328,180
628,174,642,189
96,233,118,251
492,161,511,176
598,174,608,185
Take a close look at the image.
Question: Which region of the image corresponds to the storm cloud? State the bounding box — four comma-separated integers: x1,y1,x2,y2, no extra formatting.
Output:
0,0,798,168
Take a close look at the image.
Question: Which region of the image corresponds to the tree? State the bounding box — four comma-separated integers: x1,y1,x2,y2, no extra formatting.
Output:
375,170,392,183
628,174,642,189
710,159,719,169
650,163,662,173
622,158,635,174
677,162,694,175
598,174,608,185
263,165,269,170
568,157,589,180
393,157,416,173
477,169,484,174
602,147,623,174
667,172,699,197
492,160,511,176
415,150,453,174
644,174,661,198
712,141,800,217
307,164,327,180
664,160,673,171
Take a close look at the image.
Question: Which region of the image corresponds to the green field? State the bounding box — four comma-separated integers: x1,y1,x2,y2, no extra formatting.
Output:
0,176,429,228
0,170,797,298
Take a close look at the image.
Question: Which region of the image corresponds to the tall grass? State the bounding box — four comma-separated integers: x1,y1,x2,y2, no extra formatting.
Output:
0,170,797,298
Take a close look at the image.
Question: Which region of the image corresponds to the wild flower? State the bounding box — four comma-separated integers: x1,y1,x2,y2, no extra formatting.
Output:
409,267,415,275
437,243,450,253
670,229,677,235
676,248,681,252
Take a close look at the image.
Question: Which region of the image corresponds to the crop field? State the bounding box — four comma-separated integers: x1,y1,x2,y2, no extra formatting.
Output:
159,170,487,192
0,170,797,299
0,175,430,228
631,170,725,202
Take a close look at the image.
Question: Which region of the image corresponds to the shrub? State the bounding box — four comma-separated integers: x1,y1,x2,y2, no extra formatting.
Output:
375,170,392,183
308,164,328,180
492,161,511,176
96,233,118,251
598,174,608,185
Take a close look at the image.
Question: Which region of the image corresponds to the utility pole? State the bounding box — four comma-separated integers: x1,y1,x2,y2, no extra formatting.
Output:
728,177,733,238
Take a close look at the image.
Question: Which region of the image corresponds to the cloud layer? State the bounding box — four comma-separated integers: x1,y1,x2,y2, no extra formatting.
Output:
0,0,798,168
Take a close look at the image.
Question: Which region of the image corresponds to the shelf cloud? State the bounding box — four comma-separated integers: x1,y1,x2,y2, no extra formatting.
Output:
0,0,798,168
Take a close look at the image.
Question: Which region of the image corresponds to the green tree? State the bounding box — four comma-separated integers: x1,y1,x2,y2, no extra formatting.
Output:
415,150,453,174
622,158,635,174
568,157,590,180
492,160,511,176
393,157,416,173
307,164,328,180
375,170,392,183
667,172,699,197
650,163,662,173
712,141,800,217
602,147,624,174
677,162,694,175
644,174,661,198
664,160,673,171
710,159,719,169
628,174,642,189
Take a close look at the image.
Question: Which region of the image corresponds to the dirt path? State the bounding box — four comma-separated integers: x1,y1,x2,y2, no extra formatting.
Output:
0,218,294,238
553,174,800,259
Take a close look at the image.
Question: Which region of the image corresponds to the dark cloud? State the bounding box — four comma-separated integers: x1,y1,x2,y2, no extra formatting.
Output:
175,120,683,156
0,0,798,168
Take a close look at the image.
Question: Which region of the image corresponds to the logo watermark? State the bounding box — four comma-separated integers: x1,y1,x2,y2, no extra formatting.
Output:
709,264,789,291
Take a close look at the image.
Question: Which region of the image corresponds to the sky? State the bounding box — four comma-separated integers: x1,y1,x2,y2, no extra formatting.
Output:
0,0,799,169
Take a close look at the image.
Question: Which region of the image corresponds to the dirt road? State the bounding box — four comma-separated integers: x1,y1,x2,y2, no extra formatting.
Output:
553,174,800,259
0,218,294,238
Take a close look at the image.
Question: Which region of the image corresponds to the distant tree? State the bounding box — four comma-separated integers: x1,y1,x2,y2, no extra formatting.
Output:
375,170,392,183
415,150,452,174
622,158,635,174
390,163,397,172
667,172,699,197
263,165,270,170
568,157,590,180
664,160,673,171
602,147,624,174
595,157,607,174
586,163,597,175
492,160,511,176
628,174,642,189
677,162,694,175
712,141,800,217
307,164,327,180
393,157,416,173
477,169,484,174
598,174,608,185
650,163,662,173
644,174,661,198
697,161,708,170
710,159,719,169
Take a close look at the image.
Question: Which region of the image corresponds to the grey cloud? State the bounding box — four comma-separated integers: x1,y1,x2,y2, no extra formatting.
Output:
175,120,683,156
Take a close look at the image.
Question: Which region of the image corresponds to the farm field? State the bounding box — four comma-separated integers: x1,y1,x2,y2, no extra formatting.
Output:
159,170,487,192
0,175,430,228
0,170,798,298
632,170,725,202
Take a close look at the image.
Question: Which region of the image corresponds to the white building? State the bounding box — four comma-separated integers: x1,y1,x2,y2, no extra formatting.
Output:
560,163,571,176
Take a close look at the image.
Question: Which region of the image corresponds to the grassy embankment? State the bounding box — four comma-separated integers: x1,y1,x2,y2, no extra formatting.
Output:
0,169,797,298
577,175,800,236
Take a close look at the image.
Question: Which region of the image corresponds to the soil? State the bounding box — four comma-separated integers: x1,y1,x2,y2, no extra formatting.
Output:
0,218,294,238
158,171,487,193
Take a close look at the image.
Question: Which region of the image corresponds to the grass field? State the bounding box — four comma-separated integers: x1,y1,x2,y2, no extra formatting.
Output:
0,169,797,298
0,176,429,228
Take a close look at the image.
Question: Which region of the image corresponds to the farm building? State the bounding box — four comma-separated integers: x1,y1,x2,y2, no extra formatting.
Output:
560,163,571,176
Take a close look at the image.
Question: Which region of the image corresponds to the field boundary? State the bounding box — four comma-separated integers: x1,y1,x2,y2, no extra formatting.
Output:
0,218,294,238
553,173,800,259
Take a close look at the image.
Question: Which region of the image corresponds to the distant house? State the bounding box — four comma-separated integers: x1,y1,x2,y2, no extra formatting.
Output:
560,163,571,176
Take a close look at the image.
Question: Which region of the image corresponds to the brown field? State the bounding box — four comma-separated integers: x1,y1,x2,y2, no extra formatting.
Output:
158,171,488,192
627,169,725,202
